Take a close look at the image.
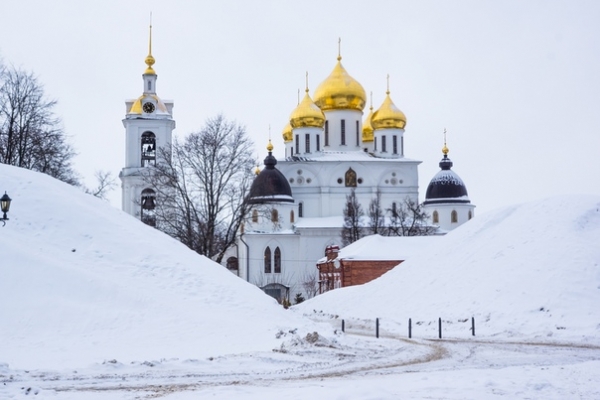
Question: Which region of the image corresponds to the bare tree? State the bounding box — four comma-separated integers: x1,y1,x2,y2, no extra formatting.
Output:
341,188,364,246
142,115,255,263
387,197,437,236
300,269,319,299
0,63,79,185
367,190,385,235
84,170,117,200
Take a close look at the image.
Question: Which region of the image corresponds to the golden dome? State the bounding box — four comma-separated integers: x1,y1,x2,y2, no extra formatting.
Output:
372,90,406,130
282,123,293,143
362,105,374,142
289,89,325,128
267,139,274,152
313,56,366,112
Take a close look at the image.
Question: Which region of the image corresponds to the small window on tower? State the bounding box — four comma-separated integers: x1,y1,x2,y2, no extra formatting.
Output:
325,121,329,146
290,210,295,223
382,135,387,153
271,209,279,223
356,120,360,146
316,134,320,152
468,210,473,220
141,132,156,167
451,210,458,223
341,119,346,145
393,135,398,155
252,209,258,223
433,210,439,224
305,133,310,153
295,134,299,155
299,202,304,218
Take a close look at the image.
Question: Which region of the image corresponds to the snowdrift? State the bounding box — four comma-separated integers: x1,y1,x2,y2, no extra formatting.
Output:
299,195,600,342
0,165,305,369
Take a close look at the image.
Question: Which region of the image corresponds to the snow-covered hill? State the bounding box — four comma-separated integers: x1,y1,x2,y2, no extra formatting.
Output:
298,195,600,342
0,164,308,370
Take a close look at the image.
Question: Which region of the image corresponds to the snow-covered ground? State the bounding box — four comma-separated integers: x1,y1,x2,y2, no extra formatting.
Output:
1,164,599,399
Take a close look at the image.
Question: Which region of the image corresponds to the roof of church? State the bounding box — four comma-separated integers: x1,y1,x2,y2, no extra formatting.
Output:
283,150,421,163
247,142,294,204
423,145,471,205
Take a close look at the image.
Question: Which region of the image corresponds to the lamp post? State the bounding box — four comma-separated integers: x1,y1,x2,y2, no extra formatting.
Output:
1,192,12,226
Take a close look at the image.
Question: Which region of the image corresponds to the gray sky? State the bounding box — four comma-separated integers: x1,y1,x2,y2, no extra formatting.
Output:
1,0,599,214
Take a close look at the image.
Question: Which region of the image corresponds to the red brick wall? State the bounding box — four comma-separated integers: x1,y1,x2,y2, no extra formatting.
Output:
341,260,402,286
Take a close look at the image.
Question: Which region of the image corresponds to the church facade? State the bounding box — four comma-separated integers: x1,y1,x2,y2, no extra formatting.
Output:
239,52,475,301
119,29,474,301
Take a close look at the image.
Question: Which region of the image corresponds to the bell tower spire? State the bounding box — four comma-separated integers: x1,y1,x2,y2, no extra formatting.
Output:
143,17,157,95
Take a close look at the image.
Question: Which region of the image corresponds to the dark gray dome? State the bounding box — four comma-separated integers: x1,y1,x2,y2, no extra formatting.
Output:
247,152,294,204
423,155,470,205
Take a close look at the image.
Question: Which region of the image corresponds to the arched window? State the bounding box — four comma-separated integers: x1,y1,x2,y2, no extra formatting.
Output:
392,202,397,216
451,210,458,223
264,247,272,273
141,132,156,167
252,209,258,223
299,202,303,218
271,209,279,223
226,257,239,271
468,210,473,220
274,247,281,273
345,168,357,187
290,210,295,223
141,188,156,226
432,210,439,224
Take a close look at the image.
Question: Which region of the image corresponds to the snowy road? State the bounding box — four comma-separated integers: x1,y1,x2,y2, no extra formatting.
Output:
4,331,599,399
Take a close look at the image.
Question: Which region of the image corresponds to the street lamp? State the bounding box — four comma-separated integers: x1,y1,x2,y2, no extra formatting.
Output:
1,192,12,226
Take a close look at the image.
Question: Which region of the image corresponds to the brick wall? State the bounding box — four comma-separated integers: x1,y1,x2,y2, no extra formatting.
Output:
341,260,403,286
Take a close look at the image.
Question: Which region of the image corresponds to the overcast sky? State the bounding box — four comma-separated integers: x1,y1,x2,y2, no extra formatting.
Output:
1,0,599,214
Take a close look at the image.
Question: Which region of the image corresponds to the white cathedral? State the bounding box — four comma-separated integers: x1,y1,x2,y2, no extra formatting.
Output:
120,30,475,301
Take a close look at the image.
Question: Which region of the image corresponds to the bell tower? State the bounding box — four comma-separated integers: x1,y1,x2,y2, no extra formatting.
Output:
119,23,175,225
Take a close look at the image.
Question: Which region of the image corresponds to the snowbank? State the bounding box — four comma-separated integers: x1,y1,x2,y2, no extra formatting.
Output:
298,195,600,342
0,165,307,369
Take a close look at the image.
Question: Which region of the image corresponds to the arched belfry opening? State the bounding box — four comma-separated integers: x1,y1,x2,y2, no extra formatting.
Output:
141,131,156,167
141,188,156,226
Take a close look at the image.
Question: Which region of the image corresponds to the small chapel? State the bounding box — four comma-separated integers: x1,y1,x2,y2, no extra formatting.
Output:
119,28,475,302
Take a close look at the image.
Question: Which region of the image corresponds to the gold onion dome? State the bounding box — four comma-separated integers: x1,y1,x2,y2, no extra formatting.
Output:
289,88,325,128
372,89,407,130
313,55,366,112
282,122,293,143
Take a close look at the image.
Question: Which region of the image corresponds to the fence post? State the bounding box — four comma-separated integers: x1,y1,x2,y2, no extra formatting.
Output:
438,317,442,339
471,317,475,336
342,319,345,333
408,318,412,338
376,318,380,338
